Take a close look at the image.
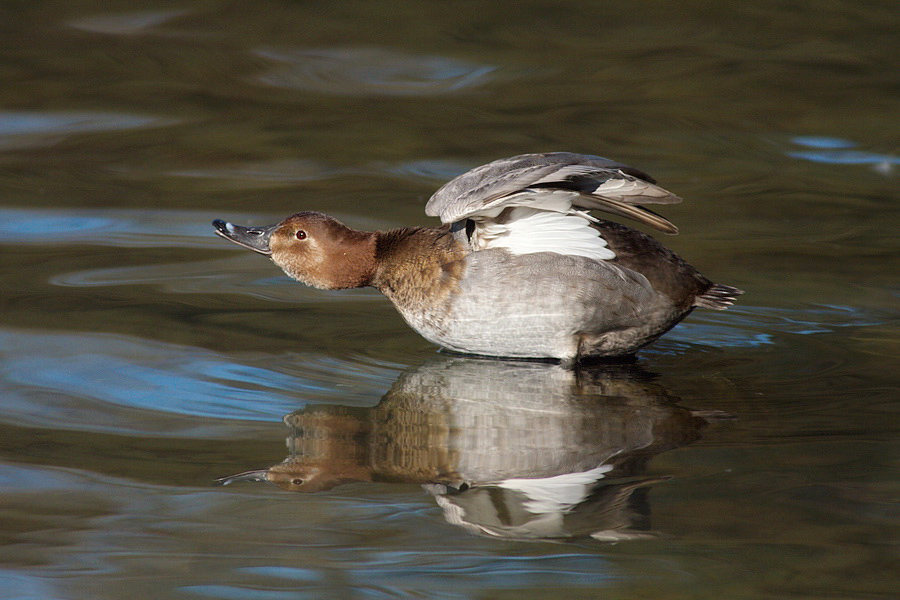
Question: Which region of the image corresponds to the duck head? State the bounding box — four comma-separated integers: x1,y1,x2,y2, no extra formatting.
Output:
214,461,372,493
213,212,376,289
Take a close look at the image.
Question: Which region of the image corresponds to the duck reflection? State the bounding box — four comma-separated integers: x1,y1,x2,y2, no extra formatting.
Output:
217,356,723,541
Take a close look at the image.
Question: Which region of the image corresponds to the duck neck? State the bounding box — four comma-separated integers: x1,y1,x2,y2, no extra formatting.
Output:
371,226,466,309
327,228,379,289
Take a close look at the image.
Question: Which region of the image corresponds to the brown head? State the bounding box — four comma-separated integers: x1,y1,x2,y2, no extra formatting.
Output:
213,461,373,493
213,212,377,289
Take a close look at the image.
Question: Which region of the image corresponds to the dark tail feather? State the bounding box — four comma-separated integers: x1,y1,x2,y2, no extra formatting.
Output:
695,283,743,310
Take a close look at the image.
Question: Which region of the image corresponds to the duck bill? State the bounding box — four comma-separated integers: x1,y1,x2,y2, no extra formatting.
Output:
212,219,276,255
213,469,271,486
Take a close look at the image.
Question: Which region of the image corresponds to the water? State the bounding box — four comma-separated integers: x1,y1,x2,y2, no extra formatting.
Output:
0,1,896,598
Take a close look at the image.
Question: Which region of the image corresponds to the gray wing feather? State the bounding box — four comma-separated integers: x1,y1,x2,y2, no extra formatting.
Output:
425,152,682,233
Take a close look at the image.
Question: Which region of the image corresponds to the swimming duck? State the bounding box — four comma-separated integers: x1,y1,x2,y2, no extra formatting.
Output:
213,152,742,362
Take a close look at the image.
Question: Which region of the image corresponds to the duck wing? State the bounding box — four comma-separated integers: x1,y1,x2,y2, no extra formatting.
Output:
425,152,682,234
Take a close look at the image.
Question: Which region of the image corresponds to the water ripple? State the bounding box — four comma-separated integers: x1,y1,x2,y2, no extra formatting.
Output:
0,208,392,249
0,207,218,248
167,159,349,190
787,136,897,174
67,10,188,35
0,328,399,437
254,47,495,96
0,111,175,151
50,255,357,303
226,552,614,598
0,462,621,599
660,304,885,351
380,159,472,182
183,586,302,600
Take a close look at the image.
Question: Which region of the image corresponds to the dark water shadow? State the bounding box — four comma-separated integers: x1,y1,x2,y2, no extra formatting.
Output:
217,355,728,542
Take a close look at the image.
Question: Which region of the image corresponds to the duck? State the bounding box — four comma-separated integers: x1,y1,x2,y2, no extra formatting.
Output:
213,152,742,362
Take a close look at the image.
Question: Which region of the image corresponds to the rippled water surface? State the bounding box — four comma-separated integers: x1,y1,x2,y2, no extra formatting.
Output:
1,1,897,599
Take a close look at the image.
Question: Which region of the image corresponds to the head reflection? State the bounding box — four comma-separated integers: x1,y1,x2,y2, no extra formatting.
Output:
216,356,724,541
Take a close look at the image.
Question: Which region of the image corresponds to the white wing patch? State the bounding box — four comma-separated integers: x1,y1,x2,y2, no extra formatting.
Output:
469,190,616,261
499,464,614,514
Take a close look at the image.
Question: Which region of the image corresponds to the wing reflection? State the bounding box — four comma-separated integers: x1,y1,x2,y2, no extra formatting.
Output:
217,356,724,541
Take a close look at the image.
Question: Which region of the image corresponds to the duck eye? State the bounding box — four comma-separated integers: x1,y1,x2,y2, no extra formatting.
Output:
295,230,307,240
291,478,304,485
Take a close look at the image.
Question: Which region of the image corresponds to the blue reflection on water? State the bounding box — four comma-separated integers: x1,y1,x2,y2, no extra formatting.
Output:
0,570,60,600
0,111,162,137
790,136,857,149
0,328,394,432
183,586,303,600
236,567,323,582
788,136,898,166
2,340,300,422
0,208,218,248
0,212,116,237
0,208,387,251
666,304,884,350
789,150,899,165
225,553,613,599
